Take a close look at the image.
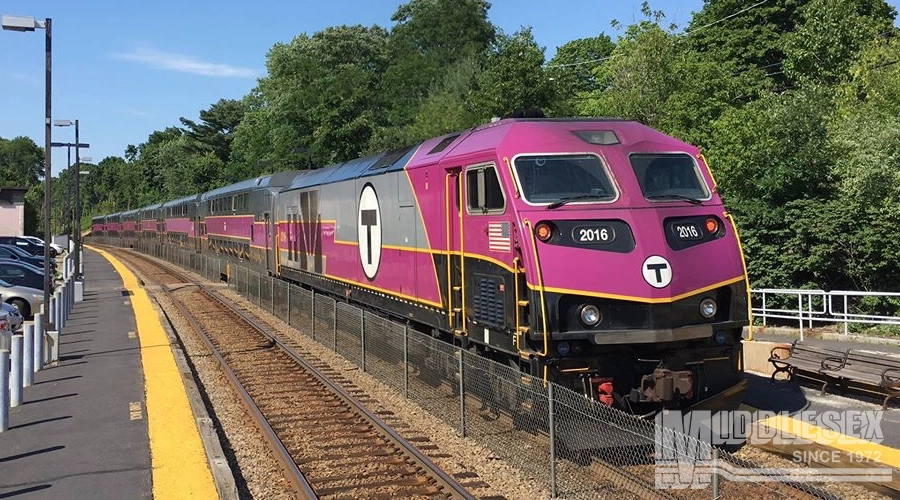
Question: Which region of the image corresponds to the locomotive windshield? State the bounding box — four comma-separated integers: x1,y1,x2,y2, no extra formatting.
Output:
513,154,617,205
630,153,710,202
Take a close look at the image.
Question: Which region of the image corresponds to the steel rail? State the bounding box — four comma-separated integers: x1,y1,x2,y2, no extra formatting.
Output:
118,248,472,499
201,287,474,500
162,285,318,499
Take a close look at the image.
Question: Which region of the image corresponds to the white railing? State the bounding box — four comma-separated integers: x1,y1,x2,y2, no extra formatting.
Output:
751,288,900,340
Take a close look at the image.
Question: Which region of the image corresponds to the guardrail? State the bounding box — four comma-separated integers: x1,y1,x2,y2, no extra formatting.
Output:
751,288,900,340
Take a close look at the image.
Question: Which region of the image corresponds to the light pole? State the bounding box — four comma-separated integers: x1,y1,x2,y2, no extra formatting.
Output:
2,14,53,321
51,140,90,246
53,120,89,277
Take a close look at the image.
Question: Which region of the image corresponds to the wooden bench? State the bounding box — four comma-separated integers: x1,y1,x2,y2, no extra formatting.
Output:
768,341,849,393
820,349,900,410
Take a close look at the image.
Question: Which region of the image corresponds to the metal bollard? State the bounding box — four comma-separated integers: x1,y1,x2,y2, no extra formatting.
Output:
49,295,57,330
11,335,22,407
48,330,59,364
0,349,9,432
23,324,33,387
0,346,9,432
56,291,64,330
34,313,44,372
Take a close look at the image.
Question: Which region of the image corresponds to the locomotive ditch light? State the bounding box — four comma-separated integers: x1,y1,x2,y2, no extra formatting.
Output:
579,304,601,327
699,297,717,318
535,222,554,242
705,218,719,234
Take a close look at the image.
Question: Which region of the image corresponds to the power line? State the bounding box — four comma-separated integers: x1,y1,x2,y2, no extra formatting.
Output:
686,0,770,35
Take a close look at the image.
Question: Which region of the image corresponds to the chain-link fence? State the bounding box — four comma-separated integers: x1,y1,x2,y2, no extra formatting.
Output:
83,239,866,499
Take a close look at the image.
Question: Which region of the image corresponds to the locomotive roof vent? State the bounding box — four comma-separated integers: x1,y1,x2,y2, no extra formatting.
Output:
573,130,620,146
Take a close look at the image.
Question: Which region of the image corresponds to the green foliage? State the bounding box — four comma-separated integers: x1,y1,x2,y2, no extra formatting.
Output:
469,28,554,119
782,0,896,85
44,0,900,301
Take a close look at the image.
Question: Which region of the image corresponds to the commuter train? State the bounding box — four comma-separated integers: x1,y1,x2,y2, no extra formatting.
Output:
93,117,751,414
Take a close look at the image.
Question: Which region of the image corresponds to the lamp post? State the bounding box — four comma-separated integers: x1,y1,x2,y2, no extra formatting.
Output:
2,14,53,321
53,120,89,277
51,139,90,245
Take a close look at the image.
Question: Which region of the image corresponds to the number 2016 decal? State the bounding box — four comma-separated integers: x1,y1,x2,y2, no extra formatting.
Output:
571,225,616,244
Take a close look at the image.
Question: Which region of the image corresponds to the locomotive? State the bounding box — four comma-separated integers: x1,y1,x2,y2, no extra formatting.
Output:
94,117,750,414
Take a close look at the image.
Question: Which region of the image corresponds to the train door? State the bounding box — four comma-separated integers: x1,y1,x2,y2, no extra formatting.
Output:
264,212,273,273
461,162,515,352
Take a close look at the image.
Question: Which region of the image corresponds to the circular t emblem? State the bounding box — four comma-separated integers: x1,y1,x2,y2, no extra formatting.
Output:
642,255,672,288
358,184,381,280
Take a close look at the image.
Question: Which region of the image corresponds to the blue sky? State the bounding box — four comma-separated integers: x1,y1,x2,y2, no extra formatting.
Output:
1,0,898,174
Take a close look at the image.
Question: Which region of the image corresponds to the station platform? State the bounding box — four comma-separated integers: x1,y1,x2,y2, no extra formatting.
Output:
741,330,900,477
0,248,217,499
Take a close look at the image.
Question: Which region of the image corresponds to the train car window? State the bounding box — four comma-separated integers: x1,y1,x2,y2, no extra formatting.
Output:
513,154,616,205
630,153,710,201
466,165,505,214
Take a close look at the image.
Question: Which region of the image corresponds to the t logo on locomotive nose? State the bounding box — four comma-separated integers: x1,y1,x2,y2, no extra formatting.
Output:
642,255,672,288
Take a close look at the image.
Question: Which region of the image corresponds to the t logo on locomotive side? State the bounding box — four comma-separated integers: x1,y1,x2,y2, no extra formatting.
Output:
358,184,382,280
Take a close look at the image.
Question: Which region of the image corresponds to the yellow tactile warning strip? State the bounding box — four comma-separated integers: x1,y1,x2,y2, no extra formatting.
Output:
90,246,217,498
758,414,900,468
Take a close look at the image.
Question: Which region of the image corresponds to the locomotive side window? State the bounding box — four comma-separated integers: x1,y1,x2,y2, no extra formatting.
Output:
630,153,710,201
466,165,505,214
513,154,616,205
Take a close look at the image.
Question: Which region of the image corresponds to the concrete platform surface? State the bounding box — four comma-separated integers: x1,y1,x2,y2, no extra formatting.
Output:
0,249,151,499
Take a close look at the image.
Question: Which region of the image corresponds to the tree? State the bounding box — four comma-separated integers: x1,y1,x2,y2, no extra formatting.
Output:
179,98,246,164
687,0,803,88
0,136,43,187
380,0,494,124
545,34,615,115
469,28,554,119
782,0,897,86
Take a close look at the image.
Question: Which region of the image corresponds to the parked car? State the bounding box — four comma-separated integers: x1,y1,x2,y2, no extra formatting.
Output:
0,244,54,273
0,236,56,258
21,235,65,255
0,277,42,319
0,259,45,291
0,301,23,331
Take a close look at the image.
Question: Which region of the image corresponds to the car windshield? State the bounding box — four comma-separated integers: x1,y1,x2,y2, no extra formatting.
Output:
630,153,710,201
513,154,617,205
0,244,31,258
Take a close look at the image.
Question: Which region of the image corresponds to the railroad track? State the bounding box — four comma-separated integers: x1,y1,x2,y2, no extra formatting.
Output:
115,249,472,499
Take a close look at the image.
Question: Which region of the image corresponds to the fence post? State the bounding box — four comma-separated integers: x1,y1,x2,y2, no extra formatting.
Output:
798,294,805,341
403,324,409,400
287,284,292,328
270,278,275,315
332,300,337,352
10,335,22,407
843,294,849,335
360,310,366,373
808,294,814,329
310,290,316,339
257,273,262,307
712,447,720,499
458,348,466,438
549,383,557,498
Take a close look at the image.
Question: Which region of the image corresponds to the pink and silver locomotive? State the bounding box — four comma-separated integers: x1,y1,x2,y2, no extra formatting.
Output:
109,117,750,413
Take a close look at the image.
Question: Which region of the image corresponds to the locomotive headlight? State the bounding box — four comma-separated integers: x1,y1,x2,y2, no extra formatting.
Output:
699,297,717,318
579,304,601,327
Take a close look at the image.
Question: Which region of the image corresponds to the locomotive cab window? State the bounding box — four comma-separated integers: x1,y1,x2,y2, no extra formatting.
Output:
513,154,617,205
630,153,710,201
466,165,505,214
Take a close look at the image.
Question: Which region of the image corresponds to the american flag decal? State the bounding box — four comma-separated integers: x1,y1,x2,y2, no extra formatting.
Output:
488,221,511,252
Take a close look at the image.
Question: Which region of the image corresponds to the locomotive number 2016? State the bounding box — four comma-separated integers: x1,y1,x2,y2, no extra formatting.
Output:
673,223,702,240
572,225,615,244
